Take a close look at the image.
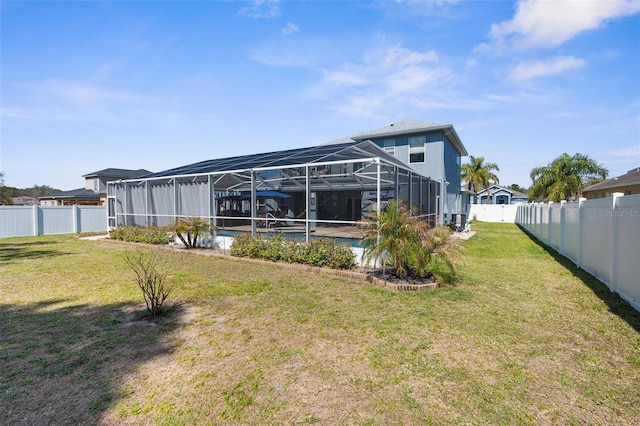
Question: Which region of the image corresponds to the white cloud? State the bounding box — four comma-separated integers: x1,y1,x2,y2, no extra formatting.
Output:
281,22,299,35
238,0,281,19
3,80,148,125
488,0,640,50
323,69,367,86
394,0,459,4
314,46,450,117
607,146,640,157
31,80,142,104
465,58,478,69
386,65,446,94
507,56,587,81
0,107,32,120
380,46,438,68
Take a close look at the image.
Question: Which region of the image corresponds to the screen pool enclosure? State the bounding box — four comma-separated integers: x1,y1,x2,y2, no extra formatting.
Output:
107,140,441,242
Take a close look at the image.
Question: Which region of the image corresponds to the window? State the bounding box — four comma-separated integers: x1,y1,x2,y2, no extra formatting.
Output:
409,136,425,163
382,139,395,155
93,179,99,191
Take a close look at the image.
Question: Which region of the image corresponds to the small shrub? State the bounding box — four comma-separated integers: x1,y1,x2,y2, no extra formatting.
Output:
362,200,463,281
230,234,267,258
230,235,356,270
168,217,213,249
109,226,169,245
427,255,458,284
303,239,356,269
124,248,177,318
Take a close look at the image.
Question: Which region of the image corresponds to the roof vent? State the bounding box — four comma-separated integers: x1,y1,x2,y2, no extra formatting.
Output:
390,123,394,126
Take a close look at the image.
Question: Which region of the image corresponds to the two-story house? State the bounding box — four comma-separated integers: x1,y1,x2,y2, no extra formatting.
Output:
345,120,468,223
40,168,151,206
107,120,468,238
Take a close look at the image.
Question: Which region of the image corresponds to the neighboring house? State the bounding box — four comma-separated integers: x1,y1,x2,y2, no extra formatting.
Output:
108,120,469,235
582,167,640,199
40,168,151,206
476,185,529,205
11,196,38,206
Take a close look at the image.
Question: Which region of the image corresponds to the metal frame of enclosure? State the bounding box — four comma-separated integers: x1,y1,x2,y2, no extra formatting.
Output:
107,141,441,241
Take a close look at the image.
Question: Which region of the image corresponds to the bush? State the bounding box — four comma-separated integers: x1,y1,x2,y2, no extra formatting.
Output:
124,247,177,318
109,226,170,245
230,234,356,270
362,200,462,281
302,238,356,269
229,233,268,258
167,217,214,249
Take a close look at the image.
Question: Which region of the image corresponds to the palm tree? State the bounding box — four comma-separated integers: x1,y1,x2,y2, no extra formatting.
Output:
361,200,459,280
529,153,608,202
461,156,500,204
361,200,423,279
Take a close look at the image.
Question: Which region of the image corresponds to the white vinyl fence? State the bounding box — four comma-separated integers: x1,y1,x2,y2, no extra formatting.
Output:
469,204,519,223
516,194,640,312
0,205,107,238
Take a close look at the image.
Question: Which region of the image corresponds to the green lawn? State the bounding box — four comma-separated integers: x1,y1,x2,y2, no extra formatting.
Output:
1,223,638,425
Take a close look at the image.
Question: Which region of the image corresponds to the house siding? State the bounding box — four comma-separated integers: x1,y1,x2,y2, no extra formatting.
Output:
583,183,640,199
371,130,463,218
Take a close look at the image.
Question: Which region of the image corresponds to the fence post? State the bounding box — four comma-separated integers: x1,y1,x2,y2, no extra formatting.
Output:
72,205,79,233
577,197,585,268
559,200,566,255
547,202,553,245
610,193,623,292
537,203,543,238
32,205,38,236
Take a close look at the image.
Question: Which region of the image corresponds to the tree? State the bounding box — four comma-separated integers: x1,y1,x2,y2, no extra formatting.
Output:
0,172,12,205
461,156,500,204
507,183,528,194
361,200,460,281
124,248,177,318
168,217,213,249
23,185,61,198
529,153,608,202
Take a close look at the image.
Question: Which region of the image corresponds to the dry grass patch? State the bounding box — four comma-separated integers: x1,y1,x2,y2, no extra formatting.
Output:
1,225,639,425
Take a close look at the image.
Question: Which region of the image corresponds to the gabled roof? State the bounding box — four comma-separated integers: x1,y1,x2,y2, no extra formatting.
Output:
583,167,640,192
349,120,468,156
477,184,528,198
82,168,151,179
39,188,101,200
141,140,409,180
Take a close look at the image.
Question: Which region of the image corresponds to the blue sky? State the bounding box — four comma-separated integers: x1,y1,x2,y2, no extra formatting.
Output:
1,0,639,191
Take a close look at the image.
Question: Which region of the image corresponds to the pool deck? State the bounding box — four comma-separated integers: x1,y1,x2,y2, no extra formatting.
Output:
218,224,476,240
217,223,365,239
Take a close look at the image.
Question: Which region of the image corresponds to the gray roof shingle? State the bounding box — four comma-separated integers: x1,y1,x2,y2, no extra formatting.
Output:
325,120,468,156
82,168,151,179
39,188,101,199
583,167,640,192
